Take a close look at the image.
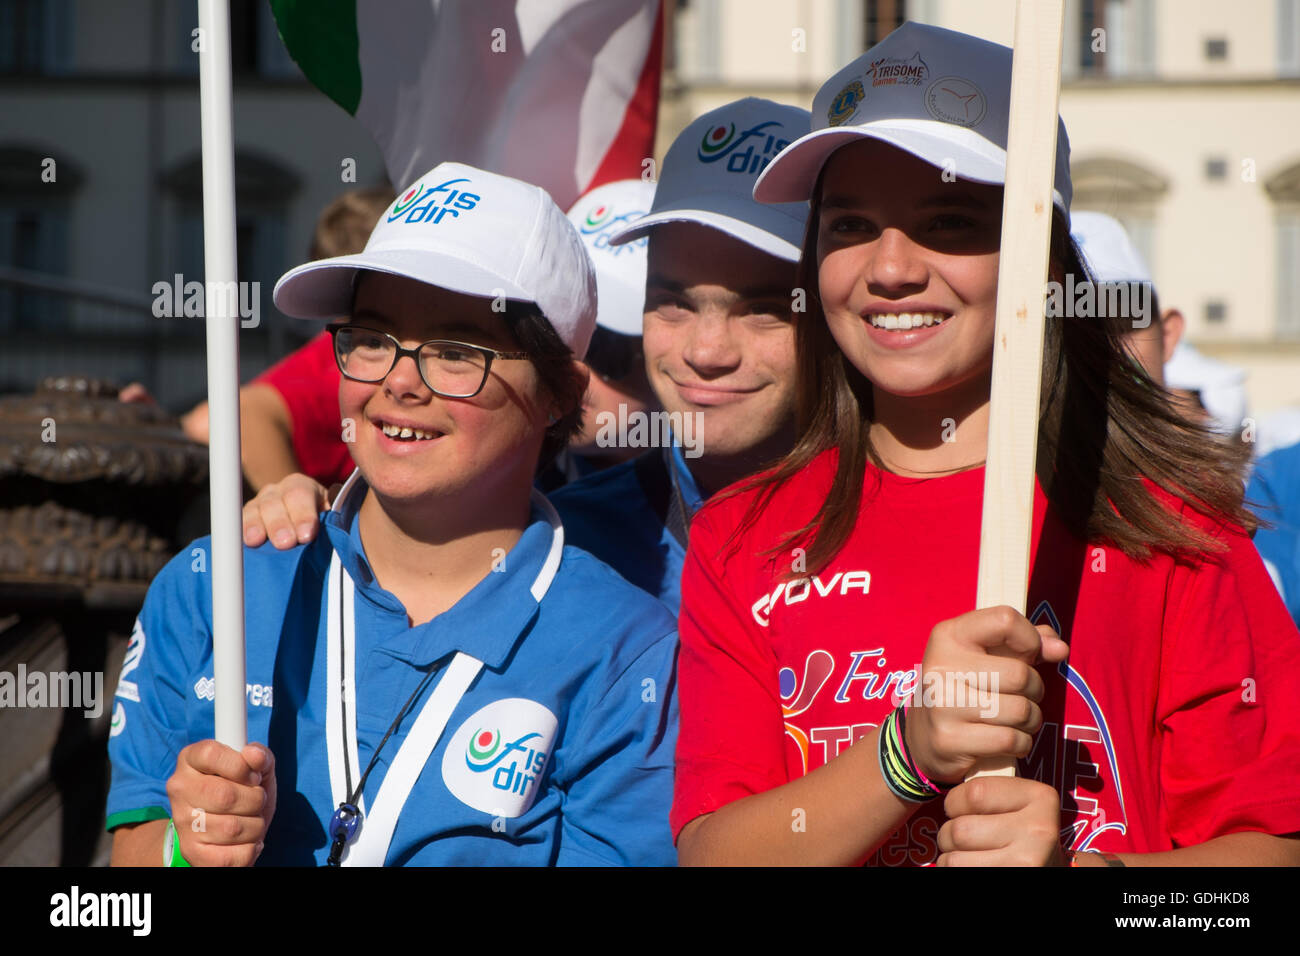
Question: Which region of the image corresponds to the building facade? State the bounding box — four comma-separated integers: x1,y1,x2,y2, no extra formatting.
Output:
663,0,1300,419
0,0,384,408
3,0,1298,420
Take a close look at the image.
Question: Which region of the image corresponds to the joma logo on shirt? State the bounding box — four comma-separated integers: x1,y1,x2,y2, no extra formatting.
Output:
192,677,273,707
751,571,871,627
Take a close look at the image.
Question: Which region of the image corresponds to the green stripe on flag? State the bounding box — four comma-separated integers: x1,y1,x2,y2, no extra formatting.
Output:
269,0,362,114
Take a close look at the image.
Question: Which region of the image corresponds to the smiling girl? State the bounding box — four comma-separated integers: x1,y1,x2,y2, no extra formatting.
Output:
106,162,679,866
671,22,1300,866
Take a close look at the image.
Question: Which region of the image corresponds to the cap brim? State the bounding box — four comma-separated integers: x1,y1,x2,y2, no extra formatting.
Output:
754,121,1018,205
606,196,803,263
273,248,533,319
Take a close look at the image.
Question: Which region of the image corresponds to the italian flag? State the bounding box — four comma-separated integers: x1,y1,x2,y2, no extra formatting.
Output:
269,0,663,209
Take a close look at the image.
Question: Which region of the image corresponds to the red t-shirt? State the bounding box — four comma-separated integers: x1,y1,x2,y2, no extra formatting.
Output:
254,331,356,488
672,449,1300,864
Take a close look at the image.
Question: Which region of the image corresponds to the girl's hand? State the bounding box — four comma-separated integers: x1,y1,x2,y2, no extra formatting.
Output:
904,605,1069,784
242,473,331,548
166,742,278,867
936,775,1066,866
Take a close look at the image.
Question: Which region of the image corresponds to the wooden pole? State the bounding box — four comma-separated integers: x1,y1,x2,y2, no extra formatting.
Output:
969,0,1065,779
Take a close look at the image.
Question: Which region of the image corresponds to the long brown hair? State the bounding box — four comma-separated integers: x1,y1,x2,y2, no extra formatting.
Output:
729,173,1254,576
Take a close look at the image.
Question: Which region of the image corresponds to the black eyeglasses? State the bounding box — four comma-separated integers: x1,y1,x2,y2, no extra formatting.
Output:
328,325,531,399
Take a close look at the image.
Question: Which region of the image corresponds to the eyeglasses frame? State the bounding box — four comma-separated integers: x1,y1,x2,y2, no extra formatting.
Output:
328,323,532,399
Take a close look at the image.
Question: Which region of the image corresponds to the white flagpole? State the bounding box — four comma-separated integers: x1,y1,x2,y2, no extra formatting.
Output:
970,0,1065,779
197,0,247,750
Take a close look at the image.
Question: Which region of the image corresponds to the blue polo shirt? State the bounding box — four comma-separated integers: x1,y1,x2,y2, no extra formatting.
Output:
549,444,706,615
106,477,679,866
1248,439,1300,626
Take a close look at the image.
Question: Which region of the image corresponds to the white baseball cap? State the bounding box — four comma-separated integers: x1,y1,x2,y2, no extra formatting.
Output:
274,161,598,358
608,97,811,262
754,21,1072,220
566,179,655,337
1070,212,1152,285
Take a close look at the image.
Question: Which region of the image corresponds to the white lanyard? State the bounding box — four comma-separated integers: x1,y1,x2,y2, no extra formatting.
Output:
322,474,565,866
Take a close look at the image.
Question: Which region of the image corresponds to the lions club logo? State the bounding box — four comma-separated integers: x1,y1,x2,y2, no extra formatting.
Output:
828,80,865,126
442,698,558,817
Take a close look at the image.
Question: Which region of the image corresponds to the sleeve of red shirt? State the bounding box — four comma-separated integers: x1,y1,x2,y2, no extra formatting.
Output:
670,503,789,841
1157,514,1300,848
253,331,356,488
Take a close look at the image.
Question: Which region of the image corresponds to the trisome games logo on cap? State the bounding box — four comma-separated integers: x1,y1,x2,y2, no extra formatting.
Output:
867,50,929,87
696,120,792,176
386,177,482,226
442,697,558,817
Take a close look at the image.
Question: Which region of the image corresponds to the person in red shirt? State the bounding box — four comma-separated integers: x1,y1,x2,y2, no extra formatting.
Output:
249,328,356,489
671,22,1300,866
209,187,396,490
121,188,395,492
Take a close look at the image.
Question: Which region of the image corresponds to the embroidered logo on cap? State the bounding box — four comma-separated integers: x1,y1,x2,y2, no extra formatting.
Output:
696,120,792,175
442,697,558,817
698,121,737,159
827,80,865,126
867,51,929,87
925,76,987,127
389,181,425,219
385,177,482,225
579,202,649,257
583,204,613,229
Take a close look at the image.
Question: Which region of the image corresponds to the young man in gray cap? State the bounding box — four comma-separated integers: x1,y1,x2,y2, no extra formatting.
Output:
547,97,810,612
242,97,811,616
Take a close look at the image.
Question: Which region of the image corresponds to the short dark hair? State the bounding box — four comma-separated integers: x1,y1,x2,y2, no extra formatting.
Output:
499,302,587,471
583,325,643,382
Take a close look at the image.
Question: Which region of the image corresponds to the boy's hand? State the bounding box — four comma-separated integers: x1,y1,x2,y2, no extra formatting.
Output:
936,775,1066,866
242,473,330,548
166,741,277,866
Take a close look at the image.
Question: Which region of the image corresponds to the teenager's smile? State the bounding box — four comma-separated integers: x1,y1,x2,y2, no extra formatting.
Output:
859,305,955,351
370,414,448,455
815,139,1003,399
370,411,447,441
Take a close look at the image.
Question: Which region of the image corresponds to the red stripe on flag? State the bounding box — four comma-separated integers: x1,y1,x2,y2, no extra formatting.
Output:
585,0,663,192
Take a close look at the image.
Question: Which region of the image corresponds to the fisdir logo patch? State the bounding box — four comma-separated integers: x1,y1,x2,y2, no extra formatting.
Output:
579,202,649,257
442,697,558,817
697,120,792,176
387,177,481,225
465,727,547,794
